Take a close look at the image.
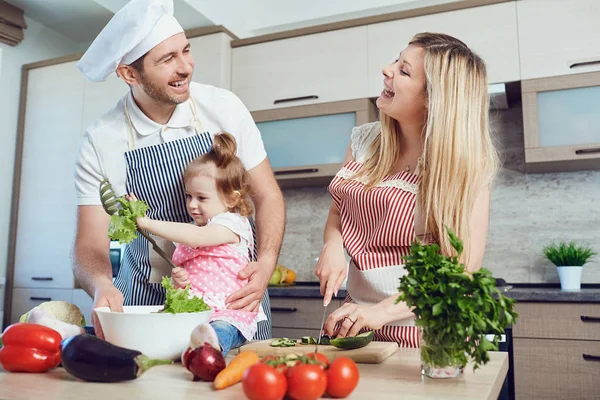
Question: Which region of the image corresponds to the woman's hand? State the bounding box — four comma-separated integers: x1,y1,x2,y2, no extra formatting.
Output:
323,302,387,338
171,267,190,289
314,242,348,306
125,192,151,230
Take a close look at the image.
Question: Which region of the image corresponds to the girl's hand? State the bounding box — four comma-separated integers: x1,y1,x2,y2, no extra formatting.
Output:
172,267,190,289
125,192,150,230
323,302,386,338
314,242,348,306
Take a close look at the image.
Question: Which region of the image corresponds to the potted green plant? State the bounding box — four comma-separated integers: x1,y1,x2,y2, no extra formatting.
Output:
397,228,517,379
543,242,596,291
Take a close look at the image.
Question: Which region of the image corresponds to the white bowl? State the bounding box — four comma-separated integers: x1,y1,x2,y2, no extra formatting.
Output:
94,306,213,360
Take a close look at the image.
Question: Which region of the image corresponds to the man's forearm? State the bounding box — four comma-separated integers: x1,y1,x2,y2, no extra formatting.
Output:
254,191,285,271
73,245,113,297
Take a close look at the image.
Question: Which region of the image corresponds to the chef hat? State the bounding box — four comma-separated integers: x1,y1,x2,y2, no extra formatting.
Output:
76,0,184,82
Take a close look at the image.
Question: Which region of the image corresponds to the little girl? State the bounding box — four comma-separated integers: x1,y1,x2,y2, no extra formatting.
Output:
129,132,263,356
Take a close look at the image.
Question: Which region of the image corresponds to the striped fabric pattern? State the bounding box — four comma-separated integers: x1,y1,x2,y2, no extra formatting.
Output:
114,133,271,340
329,161,420,271
327,151,421,347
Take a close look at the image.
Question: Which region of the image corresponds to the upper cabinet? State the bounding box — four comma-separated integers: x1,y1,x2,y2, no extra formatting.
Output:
522,71,600,172
252,99,378,187
189,32,233,89
366,2,520,97
231,27,369,112
517,0,600,80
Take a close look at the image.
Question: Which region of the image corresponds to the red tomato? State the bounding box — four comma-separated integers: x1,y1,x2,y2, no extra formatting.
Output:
307,352,330,369
242,363,287,400
286,364,327,400
326,357,360,398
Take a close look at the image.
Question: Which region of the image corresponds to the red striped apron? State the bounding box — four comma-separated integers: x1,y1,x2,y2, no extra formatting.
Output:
329,160,421,348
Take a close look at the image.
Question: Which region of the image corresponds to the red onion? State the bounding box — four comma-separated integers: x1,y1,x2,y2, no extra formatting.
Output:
185,342,226,381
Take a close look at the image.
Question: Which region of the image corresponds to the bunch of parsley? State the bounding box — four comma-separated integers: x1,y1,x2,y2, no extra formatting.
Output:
397,228,517,370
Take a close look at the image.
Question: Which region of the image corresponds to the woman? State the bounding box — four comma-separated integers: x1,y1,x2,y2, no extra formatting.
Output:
315,33,500,347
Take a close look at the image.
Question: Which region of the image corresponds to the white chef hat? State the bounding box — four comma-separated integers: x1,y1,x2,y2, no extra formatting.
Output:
76,0,184,82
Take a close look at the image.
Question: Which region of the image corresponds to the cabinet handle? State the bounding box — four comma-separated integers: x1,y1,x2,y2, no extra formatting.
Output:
583,354,600,362
274,168,319,176
273,95,318,105
569,59,600,69
575,148,600,155
30,297,52,301
31,277,53,281
271,307,298,313
580,316,600,323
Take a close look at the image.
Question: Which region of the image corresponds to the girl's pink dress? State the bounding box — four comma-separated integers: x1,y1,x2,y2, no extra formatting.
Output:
172,212,264,340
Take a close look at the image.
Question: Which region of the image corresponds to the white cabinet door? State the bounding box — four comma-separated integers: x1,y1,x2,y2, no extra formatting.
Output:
517,0,600,80
232,27,369,111
367,2,520,97
10,288,73,324
81,72,128,132
71,288,93,327
189,32,232,90
14,61,84,289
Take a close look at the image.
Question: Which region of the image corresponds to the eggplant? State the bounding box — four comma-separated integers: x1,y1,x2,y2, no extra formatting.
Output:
60,334,172,382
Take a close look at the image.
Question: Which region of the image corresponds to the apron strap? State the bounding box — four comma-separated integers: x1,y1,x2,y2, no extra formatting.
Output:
124,95,205,151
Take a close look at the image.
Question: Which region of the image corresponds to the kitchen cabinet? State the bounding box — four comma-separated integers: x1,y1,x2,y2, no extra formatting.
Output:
366,1,520,97
10,288,74,323
13,61,84,291
252,98,378,187
189,32,232,90
521,71,600,172
270,297,343,338
232,27,369,112
517,0,600,80
513,302,600,399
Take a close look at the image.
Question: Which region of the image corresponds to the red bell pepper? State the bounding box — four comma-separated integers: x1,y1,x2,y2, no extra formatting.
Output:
0,323,62,373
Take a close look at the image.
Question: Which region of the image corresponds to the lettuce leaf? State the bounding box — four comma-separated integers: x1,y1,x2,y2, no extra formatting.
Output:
161,276,211,314
107,197,149,244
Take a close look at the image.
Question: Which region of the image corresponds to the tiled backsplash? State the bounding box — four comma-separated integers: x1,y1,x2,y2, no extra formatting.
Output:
277,102,600,284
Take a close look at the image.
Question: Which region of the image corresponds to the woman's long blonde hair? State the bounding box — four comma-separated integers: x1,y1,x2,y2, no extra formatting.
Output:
356,32,499,261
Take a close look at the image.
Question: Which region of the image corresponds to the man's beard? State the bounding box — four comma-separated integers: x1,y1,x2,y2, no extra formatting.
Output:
139,72,190,105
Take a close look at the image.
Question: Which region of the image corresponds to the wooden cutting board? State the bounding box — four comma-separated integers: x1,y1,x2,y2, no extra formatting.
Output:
238,340,399,364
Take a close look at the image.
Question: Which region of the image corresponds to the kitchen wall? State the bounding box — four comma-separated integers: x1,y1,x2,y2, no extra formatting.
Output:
0,17,81,311
278,102,600,284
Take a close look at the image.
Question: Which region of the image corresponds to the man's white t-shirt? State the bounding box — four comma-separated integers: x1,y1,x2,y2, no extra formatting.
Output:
75,82,267,205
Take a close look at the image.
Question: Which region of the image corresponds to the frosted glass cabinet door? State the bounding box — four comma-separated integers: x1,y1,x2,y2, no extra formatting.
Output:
257,113,356,169
537,86,600,147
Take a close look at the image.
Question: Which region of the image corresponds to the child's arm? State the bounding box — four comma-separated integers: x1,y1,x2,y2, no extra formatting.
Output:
140,218,239,248
126,193,240,248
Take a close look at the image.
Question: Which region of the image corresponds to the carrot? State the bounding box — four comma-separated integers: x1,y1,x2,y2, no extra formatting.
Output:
214,351,260,390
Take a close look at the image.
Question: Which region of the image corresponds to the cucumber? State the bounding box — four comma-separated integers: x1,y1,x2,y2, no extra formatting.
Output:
330,331,374,350
300,336,315,345
270,338,297,347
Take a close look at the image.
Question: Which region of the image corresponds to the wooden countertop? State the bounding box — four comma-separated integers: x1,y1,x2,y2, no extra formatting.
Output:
0,349,507,400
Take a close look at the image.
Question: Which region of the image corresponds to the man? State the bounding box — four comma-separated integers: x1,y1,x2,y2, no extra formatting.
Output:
73,0,284,339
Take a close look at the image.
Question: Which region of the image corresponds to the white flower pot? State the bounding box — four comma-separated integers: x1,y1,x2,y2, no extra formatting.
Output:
557,266,583,291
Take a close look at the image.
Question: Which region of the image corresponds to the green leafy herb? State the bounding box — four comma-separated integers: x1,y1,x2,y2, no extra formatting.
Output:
107,197,149,244
160,276,211,314
543,241,596,267
396,228,518,371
